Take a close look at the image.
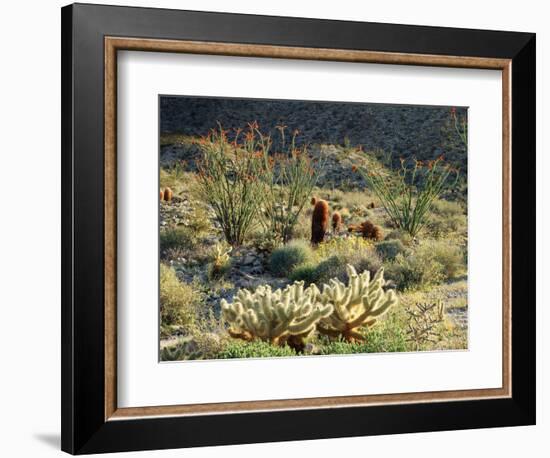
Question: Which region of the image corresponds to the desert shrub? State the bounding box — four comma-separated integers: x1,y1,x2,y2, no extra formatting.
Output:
385,239,463,290
261,128,320,243
289,263,318,284
160,342,190,362
314,237,373,261
250,231,283,254
425,198,466,237
160,264,202,336
360,156,459,237
317,317,408,354
269,240,314,277
160,332,227,361
375,239,406,261
217,340,297,359
160,226,199,254
426,214,465,238
288,210,311,241
405,301,446,351
314,250,382,285
424,239,464,278
186,206,213,235
298,237,381,285
195,124,265,246
385,229,413,245
385,252,444,291
207,242,232,279
430,198,464,218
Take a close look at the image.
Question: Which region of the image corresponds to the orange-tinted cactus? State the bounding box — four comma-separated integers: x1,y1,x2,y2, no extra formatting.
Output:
310,196,317,206
332,212,342,232
160,189,164,201
348,220,383,241
163,187,173,202
311,199,329,245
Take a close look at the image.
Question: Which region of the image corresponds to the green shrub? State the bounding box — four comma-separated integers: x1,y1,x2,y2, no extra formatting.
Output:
289,262,318,284
385,239,463,290
314,250,382,285
160,332,227,361
430,198,464,218
423,199,466,237
207,242,232,279
160,264,202,336
269,240,314,277
385,229,413,245
217,340,297,359
186,206,213,235
425,239,464,278
318,317,408,354
385,252,444,291
314,237,373,261
375,239,406,261
425,214,465,238
160,226,199,254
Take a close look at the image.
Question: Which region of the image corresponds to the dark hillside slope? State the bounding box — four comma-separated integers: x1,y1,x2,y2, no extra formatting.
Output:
160,96,467,172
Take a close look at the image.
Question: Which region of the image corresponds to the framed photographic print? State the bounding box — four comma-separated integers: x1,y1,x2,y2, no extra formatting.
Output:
61,3,536,454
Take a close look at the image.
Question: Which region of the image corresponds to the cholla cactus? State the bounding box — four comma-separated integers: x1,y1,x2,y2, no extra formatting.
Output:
221,281,333,349
314,265,397,342
209,242,232,278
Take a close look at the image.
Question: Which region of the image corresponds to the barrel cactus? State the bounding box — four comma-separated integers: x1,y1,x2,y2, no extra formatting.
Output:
311,199,329,244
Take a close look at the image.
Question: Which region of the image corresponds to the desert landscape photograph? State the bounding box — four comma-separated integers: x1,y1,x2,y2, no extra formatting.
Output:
158,96,468,361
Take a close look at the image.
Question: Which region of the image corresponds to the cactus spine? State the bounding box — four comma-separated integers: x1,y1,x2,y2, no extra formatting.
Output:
314,265,397,342
311,199,329,245
221,281,333,349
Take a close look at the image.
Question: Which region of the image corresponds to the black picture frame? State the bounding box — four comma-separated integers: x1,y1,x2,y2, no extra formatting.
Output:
61,3,536,454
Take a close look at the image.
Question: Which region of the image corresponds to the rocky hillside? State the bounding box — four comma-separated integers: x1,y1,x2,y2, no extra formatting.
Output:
160,96,468,171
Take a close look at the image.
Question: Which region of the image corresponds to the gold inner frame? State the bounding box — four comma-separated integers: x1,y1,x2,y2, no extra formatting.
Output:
104,37,512,421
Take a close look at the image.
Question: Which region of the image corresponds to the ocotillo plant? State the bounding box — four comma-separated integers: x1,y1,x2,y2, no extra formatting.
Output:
259,126,320,243
195,123,265,246
450,107,468,148
360,156,458,238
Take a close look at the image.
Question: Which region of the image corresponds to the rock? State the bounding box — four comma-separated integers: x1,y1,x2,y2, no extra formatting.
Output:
242,254,257,265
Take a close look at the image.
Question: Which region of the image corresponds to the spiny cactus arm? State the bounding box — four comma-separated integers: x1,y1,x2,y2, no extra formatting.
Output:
288,303,333,335
367,291,397,317
258,293,275,322
347,307,378,329
317,325,342,338
317,266,398,340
